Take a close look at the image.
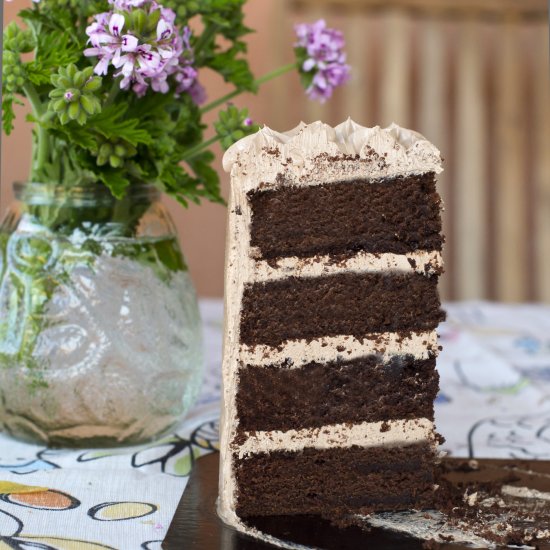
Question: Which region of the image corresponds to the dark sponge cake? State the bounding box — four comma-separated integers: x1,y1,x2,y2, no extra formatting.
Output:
219,119,445,535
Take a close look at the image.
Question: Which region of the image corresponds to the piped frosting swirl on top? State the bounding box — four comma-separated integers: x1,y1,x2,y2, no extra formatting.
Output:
222,119,443,191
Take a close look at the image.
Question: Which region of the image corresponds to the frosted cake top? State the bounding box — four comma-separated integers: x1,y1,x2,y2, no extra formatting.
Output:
222,119,443,181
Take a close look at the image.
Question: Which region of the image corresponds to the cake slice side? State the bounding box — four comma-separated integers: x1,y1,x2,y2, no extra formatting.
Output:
219,119,444,530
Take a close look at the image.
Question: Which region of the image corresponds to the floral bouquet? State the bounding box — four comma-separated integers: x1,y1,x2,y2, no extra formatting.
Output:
3,0,350,203
0,0,350,447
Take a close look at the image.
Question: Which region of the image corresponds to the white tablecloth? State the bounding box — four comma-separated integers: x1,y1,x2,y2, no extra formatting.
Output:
0,300,549,549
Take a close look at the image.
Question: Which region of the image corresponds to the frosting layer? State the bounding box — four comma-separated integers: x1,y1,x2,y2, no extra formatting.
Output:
250,250,442,283
223,119,443,192
239,330,438,367
236,418,435,459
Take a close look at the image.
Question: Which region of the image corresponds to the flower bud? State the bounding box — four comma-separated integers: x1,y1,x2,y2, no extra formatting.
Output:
51,99,66,112
109,155,123,168
99,143,113,157
68,102,81,120
73,71,88,89
83,78,102,93
80,95,100,116
66,89,81,101
4,22,34,53
49,64,103,126
2,51,27,94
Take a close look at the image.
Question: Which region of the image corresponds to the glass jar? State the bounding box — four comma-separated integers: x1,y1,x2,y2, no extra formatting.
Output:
0,182,203,447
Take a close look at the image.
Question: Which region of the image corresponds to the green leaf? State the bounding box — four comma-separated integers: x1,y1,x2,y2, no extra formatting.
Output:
20,8,79,45
206,48,256,92
36,31,81,77
90,105,153,147
26,63,53,87
188,151,221,197
23,34,81,90
59,126,98,151
2,95,17,135
98,169,131,199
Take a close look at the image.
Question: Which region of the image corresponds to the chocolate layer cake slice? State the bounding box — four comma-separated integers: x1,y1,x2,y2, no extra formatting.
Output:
219,119,445,533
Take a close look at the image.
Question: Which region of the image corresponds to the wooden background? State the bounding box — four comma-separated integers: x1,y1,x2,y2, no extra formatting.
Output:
1,0,549,302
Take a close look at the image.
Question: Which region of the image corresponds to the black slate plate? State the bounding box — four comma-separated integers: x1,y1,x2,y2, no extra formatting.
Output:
163,453,550,550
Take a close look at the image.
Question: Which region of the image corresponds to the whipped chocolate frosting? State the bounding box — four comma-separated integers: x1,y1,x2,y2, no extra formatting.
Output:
237,418,436,459
223,119,443,192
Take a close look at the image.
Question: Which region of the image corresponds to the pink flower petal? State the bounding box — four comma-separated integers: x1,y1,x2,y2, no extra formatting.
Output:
302,58,316,72
109,13,125,37
95,56,111,76
122,34,139,52
157,19,173,42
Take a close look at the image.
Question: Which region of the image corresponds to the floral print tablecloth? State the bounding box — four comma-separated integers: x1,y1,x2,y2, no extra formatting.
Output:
0,300,549,549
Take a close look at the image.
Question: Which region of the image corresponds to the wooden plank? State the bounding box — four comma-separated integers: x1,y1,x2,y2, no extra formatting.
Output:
380,10,410,127
417,20,452,299
291,0,547,21
453,21,488,300
494,22,528,302
533,24,550,303
343,15,370,123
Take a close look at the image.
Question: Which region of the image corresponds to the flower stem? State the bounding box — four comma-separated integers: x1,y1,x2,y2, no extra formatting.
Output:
183,135,221,162
105,78,121,107
200,62,298,114
22,82,49,178
187,63,299,160
193,22,219,64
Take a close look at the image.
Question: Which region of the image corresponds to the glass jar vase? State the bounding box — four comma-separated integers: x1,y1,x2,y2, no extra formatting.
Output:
0,182,203,447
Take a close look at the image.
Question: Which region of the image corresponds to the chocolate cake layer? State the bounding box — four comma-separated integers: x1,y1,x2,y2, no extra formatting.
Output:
235,443,436,517
240,272,444,347
248,173,442,260
236,356,439,433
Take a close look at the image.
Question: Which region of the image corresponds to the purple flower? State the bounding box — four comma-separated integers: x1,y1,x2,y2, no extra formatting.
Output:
85,0,201,100
294,19,350,103
110,0,151,9
188,80,207,105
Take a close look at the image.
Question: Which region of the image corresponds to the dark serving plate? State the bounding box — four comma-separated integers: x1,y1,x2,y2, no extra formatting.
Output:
163,453,550,550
